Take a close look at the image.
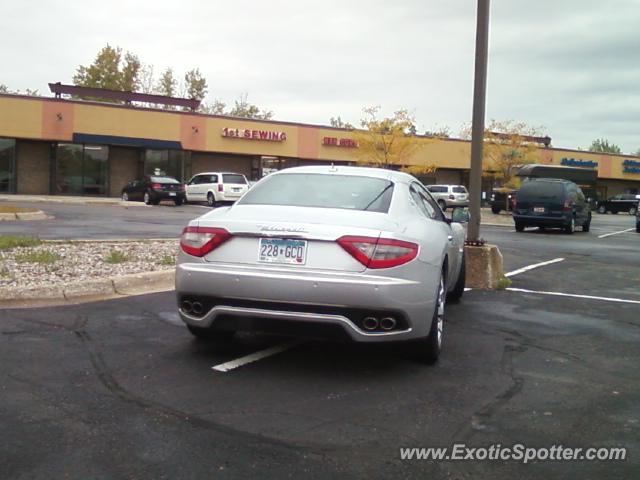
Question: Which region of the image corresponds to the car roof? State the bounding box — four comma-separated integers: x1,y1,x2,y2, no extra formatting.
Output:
270,165,417,184
426,184,465,188
194,172,246,176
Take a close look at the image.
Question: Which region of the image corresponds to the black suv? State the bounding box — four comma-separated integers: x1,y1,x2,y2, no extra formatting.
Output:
513,178,591,234
596,194,639,215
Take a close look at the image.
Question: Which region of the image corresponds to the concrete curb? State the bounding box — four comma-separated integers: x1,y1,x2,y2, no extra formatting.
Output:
0,210,50,221
0,269,175,308
480,222,514,228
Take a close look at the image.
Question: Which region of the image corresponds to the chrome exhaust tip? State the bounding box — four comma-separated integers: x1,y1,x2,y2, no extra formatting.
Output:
181,300,193,313
191,301,204,315
380,317,397,331
362,316,379,331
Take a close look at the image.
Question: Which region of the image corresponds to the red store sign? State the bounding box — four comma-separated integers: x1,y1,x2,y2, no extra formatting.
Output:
323,137,358,148
222,127,286,142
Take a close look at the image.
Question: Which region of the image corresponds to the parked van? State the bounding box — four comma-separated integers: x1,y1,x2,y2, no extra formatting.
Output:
513,178,591,234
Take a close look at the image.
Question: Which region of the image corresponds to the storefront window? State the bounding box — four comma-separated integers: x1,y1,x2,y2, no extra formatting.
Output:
144,149,183,179
0,139,15,193
56,143,108,195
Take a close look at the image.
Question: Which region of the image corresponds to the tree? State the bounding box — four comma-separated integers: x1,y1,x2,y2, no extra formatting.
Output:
228,93,273,119
139,64,155,94
588,138,621,154
156,68,177,97
199,99,226,115
73,44,142,102
425,125,451,138
462,119,545,188
352,106,423,169
184,68,207,102
329,116,354,129
0,84,7,93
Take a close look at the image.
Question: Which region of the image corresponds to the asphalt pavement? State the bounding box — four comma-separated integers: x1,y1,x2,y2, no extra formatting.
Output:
1,208,639,479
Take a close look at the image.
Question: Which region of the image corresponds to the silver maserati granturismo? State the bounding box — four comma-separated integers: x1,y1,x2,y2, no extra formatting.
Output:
176,165,467,363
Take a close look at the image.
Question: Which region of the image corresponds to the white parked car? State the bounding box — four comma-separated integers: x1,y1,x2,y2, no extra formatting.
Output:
185,172,250,207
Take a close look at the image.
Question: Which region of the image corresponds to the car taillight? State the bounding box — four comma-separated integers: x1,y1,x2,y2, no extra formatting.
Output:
151,183,162,190
563,200,573,211
218,184,224,192
180,226,231,257
337,236,418,269
179,184,185,191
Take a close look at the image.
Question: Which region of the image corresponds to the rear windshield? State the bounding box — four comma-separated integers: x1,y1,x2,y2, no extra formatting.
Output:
238,173,394,213
222,174,247,184
427,185,447,193
518,181,565,200
150,176,179,184
452,186,467,193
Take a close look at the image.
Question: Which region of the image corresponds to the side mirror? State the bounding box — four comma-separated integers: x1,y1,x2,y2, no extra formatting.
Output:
451,207,470,223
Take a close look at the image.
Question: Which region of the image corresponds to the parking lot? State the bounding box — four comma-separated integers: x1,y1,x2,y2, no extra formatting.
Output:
1,206,638,478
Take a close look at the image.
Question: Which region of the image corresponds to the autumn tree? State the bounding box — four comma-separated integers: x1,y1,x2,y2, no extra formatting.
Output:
329,116,354,129
462,119,545,188
588,138,621,154
353,106,424,169
183,68,207,102
73,44,141,93
228,93,273,119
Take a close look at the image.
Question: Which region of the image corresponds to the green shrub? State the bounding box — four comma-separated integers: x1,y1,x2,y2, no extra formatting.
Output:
104,250,132,264
0,236,42,251
15,251,61,264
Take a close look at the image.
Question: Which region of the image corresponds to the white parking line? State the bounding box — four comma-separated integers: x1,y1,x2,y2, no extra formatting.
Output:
598,228,635,239
212,340,302,372
504,258,565,277
506,287,640,305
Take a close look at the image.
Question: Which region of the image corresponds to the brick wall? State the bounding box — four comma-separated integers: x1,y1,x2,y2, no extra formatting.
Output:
109,147,140,197
190,153,253,179
16,140,50,194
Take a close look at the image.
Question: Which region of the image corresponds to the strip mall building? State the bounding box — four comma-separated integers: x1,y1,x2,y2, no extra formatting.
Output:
1,92,639,199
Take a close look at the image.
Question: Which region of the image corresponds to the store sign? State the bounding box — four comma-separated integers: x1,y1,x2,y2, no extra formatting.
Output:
222,127,286,142
322,137,358,148
623,159,640,174
560,157,598,168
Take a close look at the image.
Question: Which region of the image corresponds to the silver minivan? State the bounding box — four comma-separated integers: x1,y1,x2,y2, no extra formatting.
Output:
425,185,469,210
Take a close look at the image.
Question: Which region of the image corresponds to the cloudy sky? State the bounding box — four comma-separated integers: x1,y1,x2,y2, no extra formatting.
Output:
2,0,638,153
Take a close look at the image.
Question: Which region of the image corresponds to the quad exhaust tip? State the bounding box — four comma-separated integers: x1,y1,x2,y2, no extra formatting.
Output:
362,316,379,331
181,300,193,313
380,317,397,331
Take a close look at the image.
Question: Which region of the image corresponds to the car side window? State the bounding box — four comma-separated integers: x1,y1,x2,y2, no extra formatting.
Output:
210,175,218,183
410,183,444,221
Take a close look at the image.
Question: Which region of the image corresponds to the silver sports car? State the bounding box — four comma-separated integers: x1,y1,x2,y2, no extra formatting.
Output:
176,165,467,363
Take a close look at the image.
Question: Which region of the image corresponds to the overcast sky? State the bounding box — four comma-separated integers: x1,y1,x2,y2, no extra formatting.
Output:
2,0,639,153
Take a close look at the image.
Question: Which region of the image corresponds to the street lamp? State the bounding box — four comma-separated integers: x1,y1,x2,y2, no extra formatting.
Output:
468,0,491,243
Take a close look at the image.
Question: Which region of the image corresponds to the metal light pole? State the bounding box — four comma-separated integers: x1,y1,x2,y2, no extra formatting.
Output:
468,0,491,243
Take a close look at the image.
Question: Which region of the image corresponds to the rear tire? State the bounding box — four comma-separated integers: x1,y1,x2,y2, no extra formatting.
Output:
597,205,607,214
582,214,591,232
207,192,216,207
565,216,575,234
144,191,152,205
629,206,637,216
447,255,465,303
174,198,184,206
411,273,445,364
121,192,129,202
515,222,525,232
491,206,501,214
187,325,235,341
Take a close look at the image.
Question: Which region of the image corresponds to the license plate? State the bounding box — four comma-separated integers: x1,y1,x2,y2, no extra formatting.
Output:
259,238,307,265
169,192,176,197
533,206,545,213
232,188,241,192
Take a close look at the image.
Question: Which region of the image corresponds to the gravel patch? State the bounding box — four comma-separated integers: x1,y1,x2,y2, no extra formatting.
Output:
0,240,178,291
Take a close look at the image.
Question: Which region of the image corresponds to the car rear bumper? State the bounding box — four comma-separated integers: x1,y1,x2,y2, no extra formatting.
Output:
513,213,570,226
152,191,185,201
175,261,437,342
446,199,469,207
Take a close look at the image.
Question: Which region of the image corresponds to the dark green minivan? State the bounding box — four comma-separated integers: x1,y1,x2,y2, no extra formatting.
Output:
513,178,591,234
